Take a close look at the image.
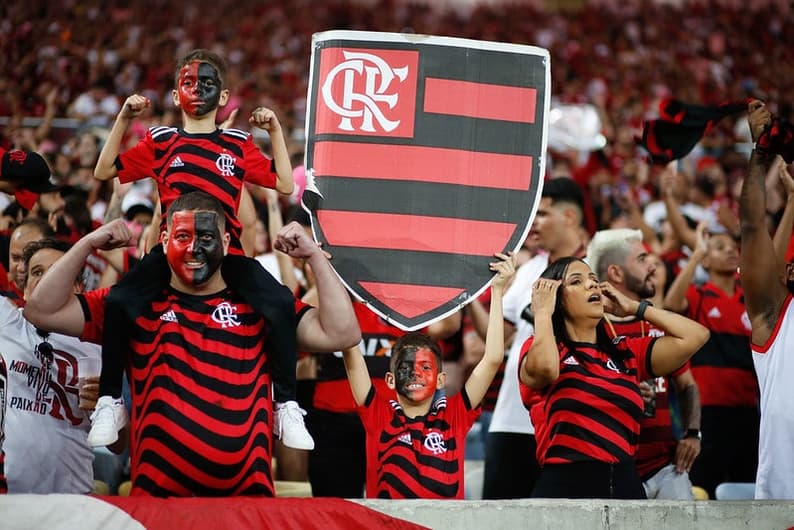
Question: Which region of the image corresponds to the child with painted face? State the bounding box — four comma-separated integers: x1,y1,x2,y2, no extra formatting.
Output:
343,252,517,498
89,49,312,452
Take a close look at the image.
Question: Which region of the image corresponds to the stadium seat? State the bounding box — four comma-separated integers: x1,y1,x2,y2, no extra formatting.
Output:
715,482,755,500
691,486,709,500
275,480,313,497
117,480,132,497
92,480,110,496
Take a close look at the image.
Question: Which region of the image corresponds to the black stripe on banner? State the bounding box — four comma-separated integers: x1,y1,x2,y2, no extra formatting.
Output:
314,177,540,222
310,115,541,156
321,247,495,288
306,39,547,164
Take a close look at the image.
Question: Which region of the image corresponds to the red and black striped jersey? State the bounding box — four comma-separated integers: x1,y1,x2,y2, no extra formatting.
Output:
314,302,408,413
358,386,479,499
519,335,657,466
685,283,758,407
607,317,687,479
79,286,310,497
116,127,278,255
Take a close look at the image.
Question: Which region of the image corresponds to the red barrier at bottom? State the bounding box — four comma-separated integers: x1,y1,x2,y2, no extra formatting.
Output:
102,496,429,530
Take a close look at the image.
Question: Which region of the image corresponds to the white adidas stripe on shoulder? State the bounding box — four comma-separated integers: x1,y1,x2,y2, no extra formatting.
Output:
149,126,178,139
221,128,250,140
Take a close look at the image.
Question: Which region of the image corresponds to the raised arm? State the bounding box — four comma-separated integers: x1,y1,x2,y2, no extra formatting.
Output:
249,107,294,195
277,222,360,351
465,253,516,407
94,94,150,181
772,159,794,278
34,86,58,143
519,278,561,389
660,163,697,251
342,344,372,407
663,222,708,313
740,100,788,345
24,219,134,336
602,281,709,376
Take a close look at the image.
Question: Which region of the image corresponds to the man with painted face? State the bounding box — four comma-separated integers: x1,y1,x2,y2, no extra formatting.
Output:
91,49,311,451
342,252,516,498
23,191,361,497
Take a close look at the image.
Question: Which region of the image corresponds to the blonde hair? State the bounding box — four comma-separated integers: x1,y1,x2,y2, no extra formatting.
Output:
585,228,643,281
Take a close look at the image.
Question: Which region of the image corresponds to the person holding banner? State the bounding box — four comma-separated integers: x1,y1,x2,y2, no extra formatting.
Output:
89,49,313,452
342,252,516,499
519,257,708,499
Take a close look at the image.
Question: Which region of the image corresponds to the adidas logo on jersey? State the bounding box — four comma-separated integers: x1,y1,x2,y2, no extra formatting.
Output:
398,432,412,445
563,355,579,366
160,310,178,322
707,307,722,319
170,156,185,168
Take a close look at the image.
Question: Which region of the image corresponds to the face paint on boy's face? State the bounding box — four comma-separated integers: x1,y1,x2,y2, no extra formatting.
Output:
166,211,224,285
394,348,438,402
177,61,222,117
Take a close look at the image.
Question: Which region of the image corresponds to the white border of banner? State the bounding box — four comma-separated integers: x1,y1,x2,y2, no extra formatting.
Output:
304,30,550,331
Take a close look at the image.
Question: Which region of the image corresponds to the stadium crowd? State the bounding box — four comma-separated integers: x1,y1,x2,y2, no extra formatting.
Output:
0,0,792,501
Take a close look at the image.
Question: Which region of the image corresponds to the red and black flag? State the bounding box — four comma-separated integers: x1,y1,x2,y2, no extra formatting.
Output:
756,117,794,164
639,99,748,165
303,31,549,330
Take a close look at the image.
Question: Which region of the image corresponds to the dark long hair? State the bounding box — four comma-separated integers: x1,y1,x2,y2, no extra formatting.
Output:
539,256,630,366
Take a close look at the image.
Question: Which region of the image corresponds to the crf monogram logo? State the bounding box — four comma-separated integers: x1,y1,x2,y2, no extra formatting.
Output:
216,153,236,177
8,150,27,164
423,431,447,455
212,302,241,328
321,51,408,133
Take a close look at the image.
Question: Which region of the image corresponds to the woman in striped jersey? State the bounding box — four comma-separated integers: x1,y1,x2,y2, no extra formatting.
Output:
518,257,709,498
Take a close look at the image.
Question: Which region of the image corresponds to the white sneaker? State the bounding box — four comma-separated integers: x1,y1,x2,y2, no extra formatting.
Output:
274,401,314,450
87,396,129,447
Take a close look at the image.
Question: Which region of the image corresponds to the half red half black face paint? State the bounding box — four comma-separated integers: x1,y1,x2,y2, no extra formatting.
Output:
177,61,222,117
394,347,438,402
166,211,224,285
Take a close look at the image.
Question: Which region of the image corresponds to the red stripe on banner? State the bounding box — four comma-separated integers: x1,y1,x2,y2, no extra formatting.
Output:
313,142,532,190
317,211,515,256
360,281,465,319
424,78,537,123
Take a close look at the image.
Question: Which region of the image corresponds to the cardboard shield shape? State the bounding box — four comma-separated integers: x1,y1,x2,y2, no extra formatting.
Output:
303,31,550,330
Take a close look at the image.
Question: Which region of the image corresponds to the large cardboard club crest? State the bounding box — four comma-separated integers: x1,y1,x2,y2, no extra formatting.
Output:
303,31,550,330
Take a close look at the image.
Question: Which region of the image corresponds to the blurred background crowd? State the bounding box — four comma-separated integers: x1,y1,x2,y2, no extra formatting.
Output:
1,0,792,499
